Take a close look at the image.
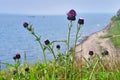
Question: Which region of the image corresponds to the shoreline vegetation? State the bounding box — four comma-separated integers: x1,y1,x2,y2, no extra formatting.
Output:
1,9,120,80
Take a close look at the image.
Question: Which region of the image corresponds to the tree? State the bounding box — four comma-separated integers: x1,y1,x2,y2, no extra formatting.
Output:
117,9,120,16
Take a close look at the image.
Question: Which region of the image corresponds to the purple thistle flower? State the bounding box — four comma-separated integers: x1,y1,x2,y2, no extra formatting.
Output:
88,51,94,56
67,9,77,21
56,44,60,49
78,18,84,25
23,22,29,28
15,53,21,59
44,39,50,45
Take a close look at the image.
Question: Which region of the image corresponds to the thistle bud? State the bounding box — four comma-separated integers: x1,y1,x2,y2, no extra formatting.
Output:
44,39,50,45
88,51,94,56
56,44,60,50
78,18,84,25
102,50,109,56
23,22,29,28
15,53,21,59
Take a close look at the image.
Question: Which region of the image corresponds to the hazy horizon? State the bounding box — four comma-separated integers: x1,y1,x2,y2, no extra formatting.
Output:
0,12,115,16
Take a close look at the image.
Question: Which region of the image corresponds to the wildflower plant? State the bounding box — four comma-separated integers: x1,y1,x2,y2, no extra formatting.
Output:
66,9,84,55
66,9,77,54
74,18,84,54
22,9,84,64
23,22,47,64
22,9,84,79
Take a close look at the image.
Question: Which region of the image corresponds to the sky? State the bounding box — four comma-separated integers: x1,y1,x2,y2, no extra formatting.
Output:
0,0,120,15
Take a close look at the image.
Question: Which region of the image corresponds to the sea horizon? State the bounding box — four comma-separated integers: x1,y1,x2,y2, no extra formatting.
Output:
0,12,115,16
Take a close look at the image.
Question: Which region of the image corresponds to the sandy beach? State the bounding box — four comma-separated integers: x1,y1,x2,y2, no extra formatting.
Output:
75,20,120,63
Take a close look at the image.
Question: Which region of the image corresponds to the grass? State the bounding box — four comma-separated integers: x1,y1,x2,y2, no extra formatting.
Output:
100,34,113,38
108,21,120,35
108,16,120,49
0,13,120,80
111,36,120,48
1,54,120,80
100,16,120,49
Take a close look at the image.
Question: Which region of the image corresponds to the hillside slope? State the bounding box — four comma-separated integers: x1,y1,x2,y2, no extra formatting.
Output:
75,17,120,63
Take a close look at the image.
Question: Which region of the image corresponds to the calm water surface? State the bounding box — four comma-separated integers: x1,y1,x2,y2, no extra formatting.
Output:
0,13,114,68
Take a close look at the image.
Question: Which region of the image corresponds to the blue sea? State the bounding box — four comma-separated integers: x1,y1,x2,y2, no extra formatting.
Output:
0,13,114,68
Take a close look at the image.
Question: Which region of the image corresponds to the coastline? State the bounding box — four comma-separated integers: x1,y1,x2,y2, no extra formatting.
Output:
77,20,113,47
75,20,118,61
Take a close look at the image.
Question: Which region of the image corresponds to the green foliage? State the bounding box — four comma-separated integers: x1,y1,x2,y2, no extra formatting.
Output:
100,34,113,38
103,15,120,49
111,36,120,48
109,19,120,48
108,21,120,35
111,16,120,21
1,53,120,80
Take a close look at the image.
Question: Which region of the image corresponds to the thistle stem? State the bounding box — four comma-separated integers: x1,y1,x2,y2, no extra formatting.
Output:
48,46,56,61
32,33,47,64
74,24,81,54
67,20,72,54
